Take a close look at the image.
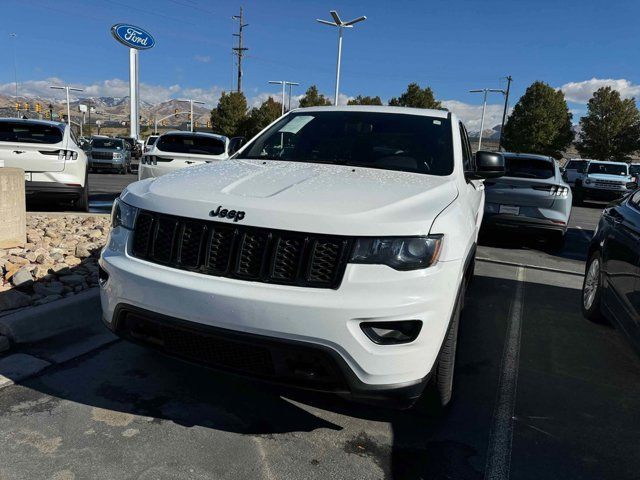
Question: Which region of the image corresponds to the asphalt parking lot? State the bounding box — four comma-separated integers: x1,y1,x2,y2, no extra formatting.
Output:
12,176,640,479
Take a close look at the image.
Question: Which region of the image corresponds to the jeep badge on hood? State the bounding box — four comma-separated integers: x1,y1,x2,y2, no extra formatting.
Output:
210,206,246,222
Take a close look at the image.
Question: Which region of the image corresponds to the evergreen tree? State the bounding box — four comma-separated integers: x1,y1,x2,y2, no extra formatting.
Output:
502,81,574,158
388,83,441,109
577,86,640,161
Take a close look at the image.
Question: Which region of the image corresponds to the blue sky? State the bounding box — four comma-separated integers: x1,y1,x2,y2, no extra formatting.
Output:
2,0,640,131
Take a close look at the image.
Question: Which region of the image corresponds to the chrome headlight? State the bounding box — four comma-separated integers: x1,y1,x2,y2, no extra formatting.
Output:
111,197,138,230
113,152,124,160
350,235,443,270
585,178,592,185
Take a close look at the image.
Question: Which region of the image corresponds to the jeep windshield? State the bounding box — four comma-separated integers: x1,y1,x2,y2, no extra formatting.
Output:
240,111,454,176
587,163,628,176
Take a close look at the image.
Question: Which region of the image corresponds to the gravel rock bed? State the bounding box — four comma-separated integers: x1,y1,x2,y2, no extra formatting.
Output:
0,215,110,312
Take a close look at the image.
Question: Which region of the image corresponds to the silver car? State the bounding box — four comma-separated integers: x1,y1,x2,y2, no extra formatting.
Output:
483,153,572,250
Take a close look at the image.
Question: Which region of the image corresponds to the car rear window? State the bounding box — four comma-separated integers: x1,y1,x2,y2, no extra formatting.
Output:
587,163,628,176
92,139,124,150
0,121,63,144
505,157,554,179
156,134,226,155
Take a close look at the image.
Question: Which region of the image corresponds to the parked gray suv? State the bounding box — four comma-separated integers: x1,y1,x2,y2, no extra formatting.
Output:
88,137,131,174
483,153,572,250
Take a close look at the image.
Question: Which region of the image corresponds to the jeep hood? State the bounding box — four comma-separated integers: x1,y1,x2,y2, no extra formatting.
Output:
122,159,458,236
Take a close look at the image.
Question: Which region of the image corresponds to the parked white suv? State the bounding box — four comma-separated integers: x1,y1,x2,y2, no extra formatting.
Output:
0,118,88,210
99,106,505,408
574,160,636,204
139,131,230,180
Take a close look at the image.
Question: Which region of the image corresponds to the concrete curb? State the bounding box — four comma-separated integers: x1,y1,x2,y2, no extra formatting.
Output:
0,288,100,344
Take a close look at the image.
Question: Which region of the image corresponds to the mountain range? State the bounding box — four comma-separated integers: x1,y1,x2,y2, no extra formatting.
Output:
0,94,211,123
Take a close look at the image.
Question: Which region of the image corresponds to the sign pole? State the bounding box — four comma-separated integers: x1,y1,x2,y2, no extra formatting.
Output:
129,48,139,140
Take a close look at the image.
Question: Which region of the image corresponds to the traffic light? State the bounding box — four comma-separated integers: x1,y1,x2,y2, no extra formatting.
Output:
35,103,41,113
59,111,65,120
44,111,50,119
194,121,198,128
15,103,19,111
161,120,167,126
207,121,211,128
24,103,29,111
174,108,178,118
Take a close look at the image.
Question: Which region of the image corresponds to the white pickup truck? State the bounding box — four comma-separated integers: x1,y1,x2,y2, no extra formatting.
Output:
99,106,505,408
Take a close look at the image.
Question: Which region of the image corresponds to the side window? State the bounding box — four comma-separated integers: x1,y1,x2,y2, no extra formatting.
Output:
459,122,472,172
632,190,640,208
69,127,78,146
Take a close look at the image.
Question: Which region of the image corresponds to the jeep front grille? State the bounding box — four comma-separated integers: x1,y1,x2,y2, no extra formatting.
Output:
130,210,352,289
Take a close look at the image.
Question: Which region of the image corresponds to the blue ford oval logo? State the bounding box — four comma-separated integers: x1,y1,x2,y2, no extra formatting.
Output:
111,24,156,50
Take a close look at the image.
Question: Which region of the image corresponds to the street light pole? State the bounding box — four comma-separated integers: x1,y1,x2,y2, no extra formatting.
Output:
469,88,505,151
50,85,84,126
268,81,300,115
178,99,205,132
317,10,366,106
9,33,19,117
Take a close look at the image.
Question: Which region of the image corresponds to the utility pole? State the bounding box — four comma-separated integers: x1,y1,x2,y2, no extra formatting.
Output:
498,75,512,151
232,7,249,93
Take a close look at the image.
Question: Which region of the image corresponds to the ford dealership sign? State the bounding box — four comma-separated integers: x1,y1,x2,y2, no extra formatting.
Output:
111,24,155,50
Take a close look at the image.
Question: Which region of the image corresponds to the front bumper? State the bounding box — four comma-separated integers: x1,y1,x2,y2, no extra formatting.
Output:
580,186,628,200
99,226,463,402
90,158,125,169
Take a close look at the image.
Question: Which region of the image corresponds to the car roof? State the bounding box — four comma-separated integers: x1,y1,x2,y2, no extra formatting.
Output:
0,117,65,129
161,131,228,141
502,152,554,162
587,160,628,165
289,105,451,118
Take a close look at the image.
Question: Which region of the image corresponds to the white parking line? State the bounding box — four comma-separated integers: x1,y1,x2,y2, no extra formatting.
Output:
484,266,525,480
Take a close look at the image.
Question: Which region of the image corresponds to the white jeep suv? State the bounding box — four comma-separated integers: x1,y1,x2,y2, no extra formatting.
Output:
99,106,505,407
0,118,89,210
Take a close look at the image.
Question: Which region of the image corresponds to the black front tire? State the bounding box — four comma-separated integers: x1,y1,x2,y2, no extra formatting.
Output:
413,285,463,414
582,251,607,323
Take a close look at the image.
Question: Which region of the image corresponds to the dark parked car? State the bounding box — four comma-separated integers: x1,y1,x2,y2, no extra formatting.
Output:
117,136,142,173
583,189,640,352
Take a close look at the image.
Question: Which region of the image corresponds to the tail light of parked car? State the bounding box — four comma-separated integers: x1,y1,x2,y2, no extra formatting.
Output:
141,155,172,165
57,150,78,161
532,185,569,197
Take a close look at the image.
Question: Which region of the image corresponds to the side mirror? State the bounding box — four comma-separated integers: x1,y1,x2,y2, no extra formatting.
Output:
471,151,505,179
228,136,245,155
626,182,638,190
